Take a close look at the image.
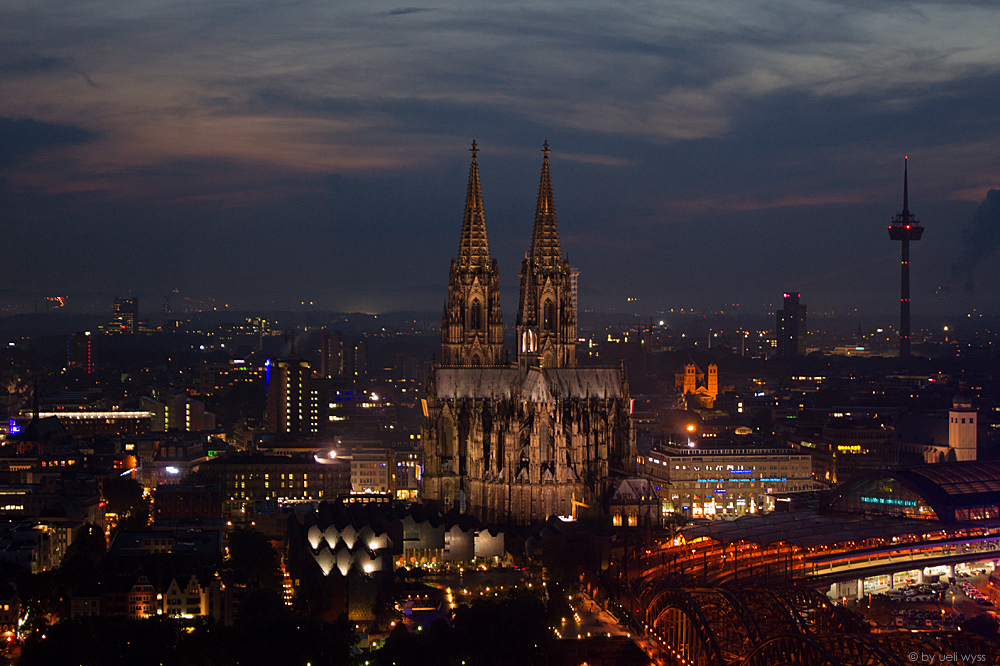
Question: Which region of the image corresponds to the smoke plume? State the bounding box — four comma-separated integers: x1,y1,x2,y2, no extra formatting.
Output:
952,189,1000,294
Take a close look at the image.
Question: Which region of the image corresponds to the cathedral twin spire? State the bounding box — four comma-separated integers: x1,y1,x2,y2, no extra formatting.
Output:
457,141,490,271
529,141,562,268
441,141,504,367
443,141,577,369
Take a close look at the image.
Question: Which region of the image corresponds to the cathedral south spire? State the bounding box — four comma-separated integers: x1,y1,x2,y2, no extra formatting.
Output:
441,141,504,367
457,140,490,270
516,142,577,368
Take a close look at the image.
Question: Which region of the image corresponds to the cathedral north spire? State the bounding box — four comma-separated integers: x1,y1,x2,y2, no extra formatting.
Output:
517,142,577,368
457,140,490,270
529,141,561,268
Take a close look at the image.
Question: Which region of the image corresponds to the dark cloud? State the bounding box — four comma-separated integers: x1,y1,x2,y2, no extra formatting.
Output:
385,7,428,16
952,190,1000,294
0,55,99,88
1,0,999,316
0,55,74,75
0,117,97,167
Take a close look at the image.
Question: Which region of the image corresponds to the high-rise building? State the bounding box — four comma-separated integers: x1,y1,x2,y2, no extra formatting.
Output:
776,292,807,358
343,338,367,379
66,332,94,374
265,358,318,438
110,298,138,334
320,331,344,378
421,143,634,525
141,387,216,432
887,157,923,358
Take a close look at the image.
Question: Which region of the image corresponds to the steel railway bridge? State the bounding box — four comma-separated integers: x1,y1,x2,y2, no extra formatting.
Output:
610,458,1000,664
623,585,998,666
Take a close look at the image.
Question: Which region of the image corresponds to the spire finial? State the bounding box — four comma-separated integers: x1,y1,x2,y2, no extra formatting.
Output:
470,140,478,160
542,141,550,160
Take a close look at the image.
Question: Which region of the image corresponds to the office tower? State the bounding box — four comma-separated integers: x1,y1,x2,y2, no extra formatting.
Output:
111,298,138,334
343,338,367,379
66,332,94,374
776,292,807,358
265,358,317,438
320,331,344,378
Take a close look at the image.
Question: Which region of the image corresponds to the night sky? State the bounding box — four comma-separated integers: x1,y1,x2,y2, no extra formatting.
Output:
2,1,1000,318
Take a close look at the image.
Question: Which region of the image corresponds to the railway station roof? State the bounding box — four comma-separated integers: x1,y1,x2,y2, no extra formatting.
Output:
681,461,1000,547
678,511,954,548
828,460,1000,523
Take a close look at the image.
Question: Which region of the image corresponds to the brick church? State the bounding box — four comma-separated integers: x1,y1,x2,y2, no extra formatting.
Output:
420,142,635,525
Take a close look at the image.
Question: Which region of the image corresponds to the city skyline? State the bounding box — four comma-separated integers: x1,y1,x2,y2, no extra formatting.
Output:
3,1,1000,316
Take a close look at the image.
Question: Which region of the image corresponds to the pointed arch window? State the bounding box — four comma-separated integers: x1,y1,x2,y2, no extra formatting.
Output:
470,299,482,330
543,299,555,331
522,330,537,353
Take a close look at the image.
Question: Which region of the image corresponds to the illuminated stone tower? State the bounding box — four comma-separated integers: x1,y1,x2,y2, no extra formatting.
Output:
888,157,923,358
516,142,577,368
441,141,504,366
948,387,977,462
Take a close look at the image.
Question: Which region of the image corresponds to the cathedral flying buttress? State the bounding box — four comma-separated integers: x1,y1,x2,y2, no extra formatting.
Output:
422,142,635,525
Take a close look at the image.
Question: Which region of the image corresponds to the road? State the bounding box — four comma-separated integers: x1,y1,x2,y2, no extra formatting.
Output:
563,593,664,665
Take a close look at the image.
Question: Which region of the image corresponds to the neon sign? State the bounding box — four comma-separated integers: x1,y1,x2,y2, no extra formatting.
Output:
861,496,916,507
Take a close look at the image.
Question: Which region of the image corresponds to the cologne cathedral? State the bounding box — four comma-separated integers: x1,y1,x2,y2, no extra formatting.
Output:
421,142,635,525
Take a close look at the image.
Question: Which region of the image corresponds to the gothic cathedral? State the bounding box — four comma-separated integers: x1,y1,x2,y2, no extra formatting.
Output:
421,142,635,525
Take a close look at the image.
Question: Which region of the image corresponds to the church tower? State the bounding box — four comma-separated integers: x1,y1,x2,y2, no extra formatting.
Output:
516,142,577,368
441,141,504,366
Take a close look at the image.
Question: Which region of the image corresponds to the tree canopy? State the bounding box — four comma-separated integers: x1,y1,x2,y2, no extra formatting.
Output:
227,528,281,593
101,476,149,532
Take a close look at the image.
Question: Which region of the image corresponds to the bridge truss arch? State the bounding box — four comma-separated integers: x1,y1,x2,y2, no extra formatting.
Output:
646,587,760,666
637,586,999,666
738,633,898,666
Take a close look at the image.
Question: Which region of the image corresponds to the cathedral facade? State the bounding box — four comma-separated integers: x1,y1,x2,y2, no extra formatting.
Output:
421,142,635,525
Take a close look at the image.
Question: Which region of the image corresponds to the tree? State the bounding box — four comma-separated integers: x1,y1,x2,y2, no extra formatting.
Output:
960,612,999,637
58,523,106,593
227,528,281,592
101,476,149,532
180,466,220,486
15,569,62,634
451,590,552,666
751,407,773,435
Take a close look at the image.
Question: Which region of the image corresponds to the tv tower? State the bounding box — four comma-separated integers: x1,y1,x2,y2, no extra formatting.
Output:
888,157,923,358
